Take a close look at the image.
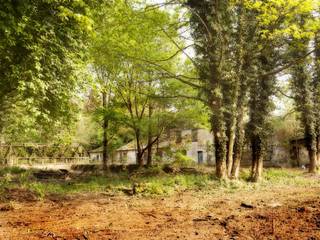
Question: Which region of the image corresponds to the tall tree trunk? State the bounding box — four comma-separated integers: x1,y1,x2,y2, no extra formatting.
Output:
289,23,317,173
251,137,257,178
135,130,144,167
306,134,317,173
146,139,152,167
102,92,109,171
314,33,320,170
231,82,248,179
214,132,227,179
4,144,12,165
230,2,252,179
187,0,232,179
317,135,320,169
309,148,317,173
146,104,153,167
247,56,275,182
231,109,245,179
253,154,263,182
251,135,263,182
226,126,235,177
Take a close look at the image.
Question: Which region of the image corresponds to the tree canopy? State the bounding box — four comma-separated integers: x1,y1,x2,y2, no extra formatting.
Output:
1,0,320,180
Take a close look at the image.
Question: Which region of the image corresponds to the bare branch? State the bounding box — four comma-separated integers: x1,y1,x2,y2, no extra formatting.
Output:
260,49,315,77
276,87,294,99
148,93,207,103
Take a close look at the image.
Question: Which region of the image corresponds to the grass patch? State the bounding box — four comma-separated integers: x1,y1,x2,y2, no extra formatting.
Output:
0,166,27,176
0,166,319,199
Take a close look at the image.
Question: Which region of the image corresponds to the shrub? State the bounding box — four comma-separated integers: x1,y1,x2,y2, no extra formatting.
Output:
172,152,195,167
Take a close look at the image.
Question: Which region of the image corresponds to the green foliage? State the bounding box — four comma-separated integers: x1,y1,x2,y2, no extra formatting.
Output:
172,152,195,167
1,167,320,199
0,0,94,143
244,0,319,40
87,0,207,162
0,166,27,177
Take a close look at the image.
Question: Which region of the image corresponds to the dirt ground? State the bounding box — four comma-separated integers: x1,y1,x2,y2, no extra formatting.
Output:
0,187,320,240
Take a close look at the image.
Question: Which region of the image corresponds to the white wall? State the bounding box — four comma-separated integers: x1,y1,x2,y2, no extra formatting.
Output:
185,129,213,164
89,128,215,166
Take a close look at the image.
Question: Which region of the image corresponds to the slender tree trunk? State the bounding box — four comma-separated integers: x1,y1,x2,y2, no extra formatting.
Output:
314,32,320,170
230,3,252,179
102,92,109,171
231,78,247,179
226,124,236,177
289,31,317,173
146,141,152,167
231,85,248,179
147,104,153,167
4,144,12,165
231,112,245,179
135,130,144,167
156,138,159,156
231,144,241,179
317,135,320,169
251,137,257,178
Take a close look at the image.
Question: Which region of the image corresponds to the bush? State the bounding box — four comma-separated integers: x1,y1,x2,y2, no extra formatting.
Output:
172,152,195,167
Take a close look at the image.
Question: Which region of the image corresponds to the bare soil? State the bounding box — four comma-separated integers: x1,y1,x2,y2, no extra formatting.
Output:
0,187,320,240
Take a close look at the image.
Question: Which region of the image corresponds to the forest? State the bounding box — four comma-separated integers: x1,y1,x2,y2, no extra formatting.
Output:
1,0,320,239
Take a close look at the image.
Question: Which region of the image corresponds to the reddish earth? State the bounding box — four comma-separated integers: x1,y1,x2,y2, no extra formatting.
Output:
0,187,320,240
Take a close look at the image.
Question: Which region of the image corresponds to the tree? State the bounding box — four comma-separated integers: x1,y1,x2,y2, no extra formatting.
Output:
290,39,317,173
183,0,320,180
90,0,206,167
231,2,257,179
92,67,124,170
0,0,94,143
186,0,235,179
243,0,319,180
247,51,277,181
314,29,320,165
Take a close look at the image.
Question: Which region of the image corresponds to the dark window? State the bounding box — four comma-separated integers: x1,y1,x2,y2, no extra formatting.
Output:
157,150,163,157
120,152,127,160
166,130,171,139
176,130,182,143
192,129,198,142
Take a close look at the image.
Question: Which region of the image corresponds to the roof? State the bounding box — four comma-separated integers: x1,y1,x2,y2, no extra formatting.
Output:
117,141,171,151
89,140,171,153
89,146,103,153
117,141,138,151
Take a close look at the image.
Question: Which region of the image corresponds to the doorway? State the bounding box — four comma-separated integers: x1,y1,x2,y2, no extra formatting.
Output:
197,151,204,164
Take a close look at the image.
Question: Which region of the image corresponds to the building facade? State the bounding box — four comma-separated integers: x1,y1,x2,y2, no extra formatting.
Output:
89,128,214,165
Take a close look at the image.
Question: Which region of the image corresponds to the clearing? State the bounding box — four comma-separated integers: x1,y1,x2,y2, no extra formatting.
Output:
0,167,320,240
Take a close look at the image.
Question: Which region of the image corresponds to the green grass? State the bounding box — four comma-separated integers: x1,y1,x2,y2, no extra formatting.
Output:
0,166,319,199
0,166,27,176
25,173,213,197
